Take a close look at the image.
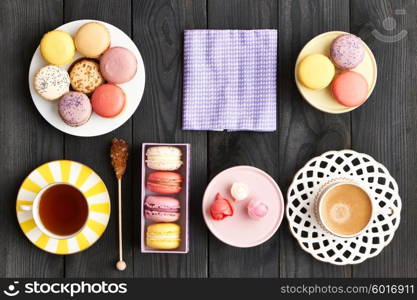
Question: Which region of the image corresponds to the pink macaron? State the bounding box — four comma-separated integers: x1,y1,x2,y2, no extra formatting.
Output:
144,196,180,222
332,71,369,107
147,171,183,194
100,47,137,84
91,83,126,118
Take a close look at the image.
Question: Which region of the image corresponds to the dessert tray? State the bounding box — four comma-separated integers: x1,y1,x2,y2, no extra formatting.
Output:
16,160,110,254
295,31,377,114
141,143,190,253
28,19,146,137
286,150,401,265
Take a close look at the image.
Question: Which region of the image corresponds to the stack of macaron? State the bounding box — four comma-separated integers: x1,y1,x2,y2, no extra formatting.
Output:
209,182,269,221
297,33,369,108
33,21,138,127
144,146,184,250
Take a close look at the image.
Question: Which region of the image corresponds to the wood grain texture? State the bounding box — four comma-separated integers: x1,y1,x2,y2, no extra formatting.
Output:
132,0,208,277
63,0,134,278
350,0,417,277
0,0,64,277
278,0,351,278
2,0,417,279
207,0,280,278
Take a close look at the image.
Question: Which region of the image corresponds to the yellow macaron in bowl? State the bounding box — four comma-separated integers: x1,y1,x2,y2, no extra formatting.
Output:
146,223,181,250
298,54,335,90
40,30,75,66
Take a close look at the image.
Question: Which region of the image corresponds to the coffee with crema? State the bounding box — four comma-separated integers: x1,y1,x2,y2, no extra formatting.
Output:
320,184,372,236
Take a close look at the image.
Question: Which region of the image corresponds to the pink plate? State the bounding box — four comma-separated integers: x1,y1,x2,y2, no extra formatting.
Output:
202,166,284,247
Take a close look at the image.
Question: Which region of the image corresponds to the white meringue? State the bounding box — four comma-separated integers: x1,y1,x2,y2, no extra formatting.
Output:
230,182,249,201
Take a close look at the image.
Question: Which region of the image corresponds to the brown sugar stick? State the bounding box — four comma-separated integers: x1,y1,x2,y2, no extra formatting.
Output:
110,138,128,271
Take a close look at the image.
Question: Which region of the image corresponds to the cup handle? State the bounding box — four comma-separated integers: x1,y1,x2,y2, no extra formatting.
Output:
19,205,32,211
381,207,394,216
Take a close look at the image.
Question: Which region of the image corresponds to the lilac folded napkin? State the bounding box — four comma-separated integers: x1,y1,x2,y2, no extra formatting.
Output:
183,29,277,131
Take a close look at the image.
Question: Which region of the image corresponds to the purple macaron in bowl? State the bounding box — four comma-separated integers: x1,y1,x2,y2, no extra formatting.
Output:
144,196,180,222
58,91,92,127
330,34,365,70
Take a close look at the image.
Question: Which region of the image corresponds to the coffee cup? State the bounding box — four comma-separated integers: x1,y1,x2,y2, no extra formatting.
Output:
315,178,374,238
19,182,89,240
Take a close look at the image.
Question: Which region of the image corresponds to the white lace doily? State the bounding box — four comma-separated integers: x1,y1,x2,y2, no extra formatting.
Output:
286,150,401,265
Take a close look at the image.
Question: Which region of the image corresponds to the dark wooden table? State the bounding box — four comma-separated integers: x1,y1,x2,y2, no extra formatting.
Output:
1,0,416,278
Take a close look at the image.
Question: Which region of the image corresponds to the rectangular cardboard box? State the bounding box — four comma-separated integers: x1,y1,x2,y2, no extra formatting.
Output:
141,143,190,253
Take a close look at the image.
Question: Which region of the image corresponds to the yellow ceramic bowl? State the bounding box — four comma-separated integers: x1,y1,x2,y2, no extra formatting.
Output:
295,31,377,114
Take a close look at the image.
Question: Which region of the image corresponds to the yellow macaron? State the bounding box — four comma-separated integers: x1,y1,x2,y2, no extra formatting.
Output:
298,53,335,90
146,223,181,250
40,30,75,66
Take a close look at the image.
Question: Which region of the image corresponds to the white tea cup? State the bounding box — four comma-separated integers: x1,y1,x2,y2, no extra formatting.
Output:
315,179,374,238
20,182,89,240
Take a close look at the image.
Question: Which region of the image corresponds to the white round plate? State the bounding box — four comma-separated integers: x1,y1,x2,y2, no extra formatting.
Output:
28,19,146,137
286,150,401,265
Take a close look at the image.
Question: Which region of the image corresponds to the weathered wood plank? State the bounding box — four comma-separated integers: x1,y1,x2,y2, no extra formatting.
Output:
278,0,351,277
0,0,64,277
63,0,134,278
207,0,280,278
2,0,417,279
350,0,417,277
132,0,208,277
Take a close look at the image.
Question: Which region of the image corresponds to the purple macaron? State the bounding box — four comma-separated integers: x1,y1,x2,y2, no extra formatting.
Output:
144,196,180,222
330,34,365,70
58,92,92,127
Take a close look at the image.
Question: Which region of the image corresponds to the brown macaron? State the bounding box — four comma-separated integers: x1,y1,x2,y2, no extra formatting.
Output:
70,59,104,94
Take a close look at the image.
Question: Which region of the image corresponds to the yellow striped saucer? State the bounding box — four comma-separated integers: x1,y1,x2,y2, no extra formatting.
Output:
16,160,111,255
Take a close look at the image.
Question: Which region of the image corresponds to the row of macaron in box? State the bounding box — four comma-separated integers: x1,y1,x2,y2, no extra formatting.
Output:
141,144,190,253
297,33,369,108
34,22,138,126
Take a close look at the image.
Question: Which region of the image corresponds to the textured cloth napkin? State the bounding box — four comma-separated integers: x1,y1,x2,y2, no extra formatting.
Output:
183,29,277,131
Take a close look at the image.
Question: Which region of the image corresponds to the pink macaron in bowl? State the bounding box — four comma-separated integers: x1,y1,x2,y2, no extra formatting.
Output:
100,46,137,84
91,83,126,118
331,71,369,107
144,196,180,222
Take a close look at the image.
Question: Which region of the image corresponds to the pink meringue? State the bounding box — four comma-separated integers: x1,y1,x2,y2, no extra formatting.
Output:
210,193,233,221
247,199,268,220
